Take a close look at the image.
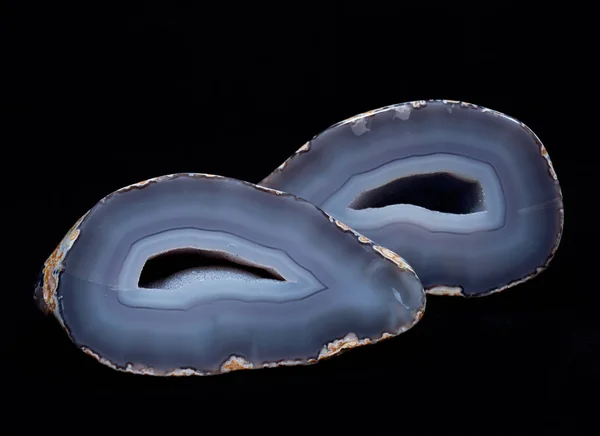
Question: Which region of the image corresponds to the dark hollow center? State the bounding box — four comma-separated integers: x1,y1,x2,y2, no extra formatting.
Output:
138,248,286,289
349,172,484,214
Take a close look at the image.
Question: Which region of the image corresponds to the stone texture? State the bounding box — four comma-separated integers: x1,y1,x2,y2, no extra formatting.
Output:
261,100,563,296
35,174,425,375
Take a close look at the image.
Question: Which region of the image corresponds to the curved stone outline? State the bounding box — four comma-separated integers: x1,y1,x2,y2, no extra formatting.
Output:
260,100,564,297
37,173,426,375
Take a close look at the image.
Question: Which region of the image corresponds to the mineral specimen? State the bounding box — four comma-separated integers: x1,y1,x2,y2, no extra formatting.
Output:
260,100,564,297
34,173,425,375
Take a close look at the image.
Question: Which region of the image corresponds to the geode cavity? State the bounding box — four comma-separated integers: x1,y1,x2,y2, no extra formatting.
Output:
35,173,425,375
260,100,564,297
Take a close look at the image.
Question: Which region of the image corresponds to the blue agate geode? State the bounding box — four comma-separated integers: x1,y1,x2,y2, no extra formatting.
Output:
34,100,564,376
35,174,425,375
260,100,564,297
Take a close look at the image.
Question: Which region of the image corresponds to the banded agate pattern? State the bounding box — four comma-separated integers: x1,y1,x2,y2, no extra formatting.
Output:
35,174,425,375
261,100,563,296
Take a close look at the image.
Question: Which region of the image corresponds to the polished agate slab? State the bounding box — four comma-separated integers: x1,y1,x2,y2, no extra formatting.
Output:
34,174,425,376
261,100,564,297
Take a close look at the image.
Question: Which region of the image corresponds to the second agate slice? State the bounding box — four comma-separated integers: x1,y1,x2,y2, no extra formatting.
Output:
34,174,425,375
261,100,564,297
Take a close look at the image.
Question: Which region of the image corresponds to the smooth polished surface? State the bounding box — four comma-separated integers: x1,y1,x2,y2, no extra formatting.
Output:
35,174,425,375
261,100,564,296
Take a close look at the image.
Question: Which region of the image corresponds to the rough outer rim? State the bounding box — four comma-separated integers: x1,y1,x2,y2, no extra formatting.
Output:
259,99,564,298
38,173,426,376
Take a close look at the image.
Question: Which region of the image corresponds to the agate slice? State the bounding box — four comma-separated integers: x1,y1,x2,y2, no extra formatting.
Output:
34,173,425,376
261,100,564,297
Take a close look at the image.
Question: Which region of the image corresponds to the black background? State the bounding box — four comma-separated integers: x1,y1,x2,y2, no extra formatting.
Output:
3,3,594,432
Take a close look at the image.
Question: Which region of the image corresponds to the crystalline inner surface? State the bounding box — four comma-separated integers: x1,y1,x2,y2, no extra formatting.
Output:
349,171,485,215
325,153,505,234
138,247,286,291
